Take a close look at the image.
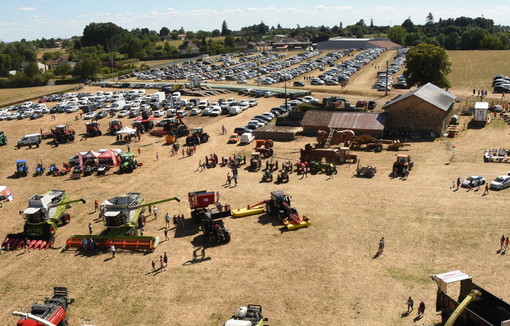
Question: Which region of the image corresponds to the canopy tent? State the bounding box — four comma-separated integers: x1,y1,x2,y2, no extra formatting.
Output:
117,126,136,135
81,150,100,166
134,116,156,122
0,186,13,201
98,149,119,167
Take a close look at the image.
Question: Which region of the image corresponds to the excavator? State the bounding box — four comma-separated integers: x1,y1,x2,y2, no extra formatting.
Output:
2,190,85,250
66,194,180,252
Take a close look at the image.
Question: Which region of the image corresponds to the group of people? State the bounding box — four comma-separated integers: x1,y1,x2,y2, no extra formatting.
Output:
473,89,488,99
406,297,426,317
500,235,510,252
151,252,169,272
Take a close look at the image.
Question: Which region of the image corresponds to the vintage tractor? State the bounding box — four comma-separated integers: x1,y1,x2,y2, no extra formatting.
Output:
392,154,413,176
189,190,231,244
356,160,377,178
66,194,180,252
0,130,7,145
233,154,246,167
34,162,45,176
2,190,85,250
250,153,262,172
13,287,74,326
301,144,357,164
186,127,210,146
308,160,322,174
282,160,293,174
15,160,29,177
294,161,308,174
276,169,289,183
265,158,278,171
321,162,337,175
224,304,268,326
253,139,274,158
261,169,273,182
52,125,75,146
108,119,123,135
118,153,138,173
85,121,102,137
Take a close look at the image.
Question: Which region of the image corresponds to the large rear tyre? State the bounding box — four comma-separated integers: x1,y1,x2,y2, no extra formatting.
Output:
43,224,56,236
61,213,71,225
201,134,209,143
266,202,275,216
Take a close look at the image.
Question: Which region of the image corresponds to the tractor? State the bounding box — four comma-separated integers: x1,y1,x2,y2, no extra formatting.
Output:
150,115,189,137
0,130,7,145
188,190,231,245
356,160,377,178
52,125,75,146
13,287,74,326
34,162,45,176
2,190,85,250
119,153,138,173
308,160,322,174
250,153,262,172
253,139,274,158
186,127,210,146
233,154,246,167
262,190,311,230
261,169,273,182
15,160,29,177
85,121,102,137
108,119,123,135
392,154,413,177
66,194,180,252
282,160,293,174
224,304,268,326
265,159,278,171
301,144,357,164
321,162,337,175
276,169,289,183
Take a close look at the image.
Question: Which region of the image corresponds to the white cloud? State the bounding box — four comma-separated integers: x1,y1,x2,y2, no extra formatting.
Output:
18,7,38,12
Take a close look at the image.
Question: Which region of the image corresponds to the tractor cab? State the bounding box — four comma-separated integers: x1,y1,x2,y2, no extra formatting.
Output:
15,160,29,177
186,127,209,145
270,190,291,207
109,120,123,134
119,153,137,173
393,154,413,175
250,152,262,171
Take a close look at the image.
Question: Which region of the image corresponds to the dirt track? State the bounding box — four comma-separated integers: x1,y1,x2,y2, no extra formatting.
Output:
1,53,510,325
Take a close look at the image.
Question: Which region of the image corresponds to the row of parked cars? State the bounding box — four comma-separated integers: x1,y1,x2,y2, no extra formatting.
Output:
492,74,510,93
461,174,510,190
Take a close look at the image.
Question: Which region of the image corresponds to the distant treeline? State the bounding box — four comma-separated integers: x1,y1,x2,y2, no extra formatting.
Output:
0,15,509,87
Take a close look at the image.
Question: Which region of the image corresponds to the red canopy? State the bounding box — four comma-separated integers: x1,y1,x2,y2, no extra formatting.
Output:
98,150,119,167
134,116,156,122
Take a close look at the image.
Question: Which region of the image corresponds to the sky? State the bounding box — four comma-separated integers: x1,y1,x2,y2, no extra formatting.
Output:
2,0,510,42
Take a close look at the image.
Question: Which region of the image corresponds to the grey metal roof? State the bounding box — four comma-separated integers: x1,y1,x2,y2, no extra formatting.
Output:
328,112,386,131
383,83,457,111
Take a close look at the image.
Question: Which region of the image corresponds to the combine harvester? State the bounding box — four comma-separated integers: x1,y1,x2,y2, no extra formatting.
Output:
188,190,231,244
232,190,311,230
2,190,85,250
66,193,180,252
13,287,74,326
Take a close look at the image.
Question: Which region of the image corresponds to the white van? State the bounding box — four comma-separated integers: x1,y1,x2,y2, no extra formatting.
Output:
240,132,255,144
229,106,242,115
17,133,42,149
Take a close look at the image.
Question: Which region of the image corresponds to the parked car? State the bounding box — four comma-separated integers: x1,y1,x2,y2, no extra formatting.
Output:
461,176,486,188
153,110,165,117
234,126,250,135
95,110,108,119
490,175,510,190
209,107,221,116
293,81,305,87
83,112,96,120
227,134,239,144
240,132,255,144
190,108,201,116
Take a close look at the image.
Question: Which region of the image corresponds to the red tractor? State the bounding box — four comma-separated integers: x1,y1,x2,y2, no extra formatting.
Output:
108,120,122,135
188,190,231,244
13,287,74,326
186,127,210,146
85,121,102,137
52,125,75,146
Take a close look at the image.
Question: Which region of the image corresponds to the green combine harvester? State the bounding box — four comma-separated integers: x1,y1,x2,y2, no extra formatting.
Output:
66,193,180,252
2,190,86,250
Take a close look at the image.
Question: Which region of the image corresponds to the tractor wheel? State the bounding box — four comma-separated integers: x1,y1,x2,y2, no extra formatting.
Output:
201,134,209,143
98,130,102,136
43,224,56,236
266,202,275,216
275,161,279,170
69,135,75,141
263,150,271,158
338,157,346,164
265,161,269,169
139,216,146,228
58,318,68,326
36,142,40,148
224,231,231,243
375,145,383,152
61,213,71,226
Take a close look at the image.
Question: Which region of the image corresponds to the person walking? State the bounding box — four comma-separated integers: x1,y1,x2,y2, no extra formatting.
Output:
164,228,169,241
156,152,159,160
165,213,170,227
377,237,385,255
484,183,489,195
501,235,506,251
159,255,165,271
88,223,93,235
406,296,414,313
137,147,141,156
151,260,156,272
505,237,509,251
127,143,131,153
94,200,99,212
111,244,116,258
417,301,425,317
163,252,168,268
153,206,158,220
456,177,461,190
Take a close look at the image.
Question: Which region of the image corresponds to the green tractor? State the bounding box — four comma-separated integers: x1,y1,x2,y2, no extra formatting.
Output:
0,131,7,145
3,190,86,250
119,153,138,173
66,194,180,251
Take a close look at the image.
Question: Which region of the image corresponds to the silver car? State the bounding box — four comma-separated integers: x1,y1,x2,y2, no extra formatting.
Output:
490,175,510,190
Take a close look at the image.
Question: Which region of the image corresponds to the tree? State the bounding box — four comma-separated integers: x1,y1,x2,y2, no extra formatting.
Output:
211,29,221,37
159,27,171,39
24,62,40,78
403,43,451,88
402,18,415,33
480,34,503,49
387,26,407,45
54,63,72,77
426,12,434,25
224,35,235,47
73,56,101,80
221,20,231,36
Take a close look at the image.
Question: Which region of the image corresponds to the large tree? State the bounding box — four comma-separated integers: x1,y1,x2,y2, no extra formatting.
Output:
221,20,231,36
403,43,451,88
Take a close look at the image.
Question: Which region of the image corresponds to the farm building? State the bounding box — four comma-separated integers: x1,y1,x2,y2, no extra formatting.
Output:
317,37,401,50
300,111,387,137
382,83,457,136
252,125,302,141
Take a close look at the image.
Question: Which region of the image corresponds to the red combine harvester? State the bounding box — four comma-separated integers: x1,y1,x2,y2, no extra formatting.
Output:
13,287,74,326
188,190,231,244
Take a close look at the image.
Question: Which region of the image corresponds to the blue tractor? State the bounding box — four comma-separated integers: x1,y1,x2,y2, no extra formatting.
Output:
15,160,29,177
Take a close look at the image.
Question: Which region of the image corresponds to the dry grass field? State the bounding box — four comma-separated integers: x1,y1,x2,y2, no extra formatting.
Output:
0,85,81,107
1,50,510,326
